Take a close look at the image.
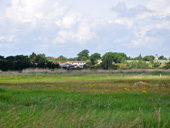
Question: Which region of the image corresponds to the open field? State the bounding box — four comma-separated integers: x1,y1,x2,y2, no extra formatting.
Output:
0,71,170,127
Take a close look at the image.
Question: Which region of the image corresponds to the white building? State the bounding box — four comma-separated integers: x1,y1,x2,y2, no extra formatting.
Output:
97,59,102,64
155,54,158,60
67,61,86,68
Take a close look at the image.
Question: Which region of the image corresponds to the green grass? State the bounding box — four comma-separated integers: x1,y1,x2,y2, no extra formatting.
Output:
0,72,170,127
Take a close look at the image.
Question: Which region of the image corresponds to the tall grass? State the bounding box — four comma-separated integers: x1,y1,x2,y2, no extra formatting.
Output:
0,72,170,127
0,86,170,127
1,105,168,128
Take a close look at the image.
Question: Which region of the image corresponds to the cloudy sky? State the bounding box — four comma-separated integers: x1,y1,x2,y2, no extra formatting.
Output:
0,0,170,58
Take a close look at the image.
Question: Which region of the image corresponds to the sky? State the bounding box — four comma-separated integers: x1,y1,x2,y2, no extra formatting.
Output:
0,0,170,58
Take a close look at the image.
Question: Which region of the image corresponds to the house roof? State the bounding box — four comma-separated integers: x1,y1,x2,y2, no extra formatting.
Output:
67,61,86,63
97,59,102,62
54,61,61,64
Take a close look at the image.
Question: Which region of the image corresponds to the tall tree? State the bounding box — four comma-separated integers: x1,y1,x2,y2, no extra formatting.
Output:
77,50,89,61
143,55,154,61
30,52,37,64
90,53,101,65
57,55,67,61
101,52,114,70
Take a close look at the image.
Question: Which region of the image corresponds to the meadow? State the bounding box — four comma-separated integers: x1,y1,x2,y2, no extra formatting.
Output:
0,71,170,128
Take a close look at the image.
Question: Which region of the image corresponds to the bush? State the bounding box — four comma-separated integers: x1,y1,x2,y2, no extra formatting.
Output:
152,62,160,68
163,62,170,69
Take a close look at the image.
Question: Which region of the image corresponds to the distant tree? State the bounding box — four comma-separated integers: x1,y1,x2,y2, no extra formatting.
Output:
163,62,170,69
101,52,112,70
133,54,142,60
127,60,149,69
30,52,36,64
0,55,4,60
57,55,67,61
77,50,89,61
35,54,46,63
143,55,154,61
112,52,127,63
159,55,167,60
80,56,88,61
90,53,101,65
101,52,118,70
153,62,161,68
67,57,77,61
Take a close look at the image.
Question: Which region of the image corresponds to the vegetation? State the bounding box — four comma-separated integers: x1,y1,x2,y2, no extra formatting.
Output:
0,72,170,127
0,50,170,71
0,53,59,71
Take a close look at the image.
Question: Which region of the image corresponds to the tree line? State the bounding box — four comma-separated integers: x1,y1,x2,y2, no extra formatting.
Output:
0,50,170,71
0,53,59,71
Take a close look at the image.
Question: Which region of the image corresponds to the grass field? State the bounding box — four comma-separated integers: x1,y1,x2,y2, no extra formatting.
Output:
0,72,170,128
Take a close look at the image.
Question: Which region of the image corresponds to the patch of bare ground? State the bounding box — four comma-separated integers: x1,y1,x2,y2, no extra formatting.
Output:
132,81,149,87
166,83,170,86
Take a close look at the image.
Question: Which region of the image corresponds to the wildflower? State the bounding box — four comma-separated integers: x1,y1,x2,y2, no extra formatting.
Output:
142,90,147,93
19,86,22,89
28,87,32,90
59,87,63,90
143,87,146,90
92,84,95,87
124,88,129,91
105,89,109,92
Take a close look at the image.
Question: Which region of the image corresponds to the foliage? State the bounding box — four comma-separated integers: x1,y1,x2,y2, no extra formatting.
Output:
163,62,170,69
57,55,67,61
127,60,149,69
90,53,101,65
159,55,167,60
0,53,59,71
77,50,89,61
101,52,127,70
101,52,113,70
132,54,143,60
152,62,161,68
143,55,154,61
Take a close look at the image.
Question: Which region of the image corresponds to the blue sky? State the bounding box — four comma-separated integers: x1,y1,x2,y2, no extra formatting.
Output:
0,0,170,58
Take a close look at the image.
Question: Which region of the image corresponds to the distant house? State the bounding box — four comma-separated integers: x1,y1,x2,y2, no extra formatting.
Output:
53,61,61,64
97,59,102,64
66,61,86,68
59,63,74,70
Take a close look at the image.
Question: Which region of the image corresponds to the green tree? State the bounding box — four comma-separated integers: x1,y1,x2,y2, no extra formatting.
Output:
101,52,114,70
30,52,36,64
80,56,88,61
112,53,127,63
90,53,101,65
77,50,89,61
143,55,154,61
159,55,167,60
57,55,67,61
163,62,170,69
153,62,160,68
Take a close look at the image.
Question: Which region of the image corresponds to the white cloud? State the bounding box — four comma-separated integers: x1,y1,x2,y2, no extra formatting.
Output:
54,23,96,44
0,36,5,40
56,12,81,29
129,36,163,50
111,2,154,18
5,0,68,24
0,0,170,57
0,35,15,42
147,0,170,14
